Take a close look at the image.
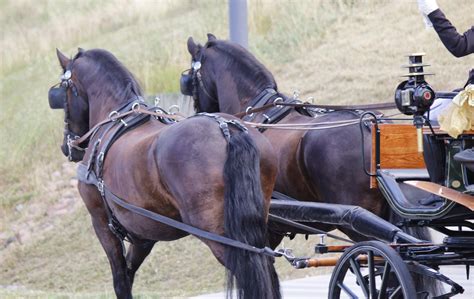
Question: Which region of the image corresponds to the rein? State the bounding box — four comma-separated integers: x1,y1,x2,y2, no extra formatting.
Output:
243,115,383,131
75,109,289,259
235,101,396,119
71,104,185,149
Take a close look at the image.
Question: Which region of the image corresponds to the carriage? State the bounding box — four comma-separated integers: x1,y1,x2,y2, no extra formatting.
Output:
49,46,473,298
260,53,473,298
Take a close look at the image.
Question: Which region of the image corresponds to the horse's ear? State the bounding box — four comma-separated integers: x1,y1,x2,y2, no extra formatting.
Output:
78,47,85,54
207,33,217,41
56,48,70,70
187,37,198,56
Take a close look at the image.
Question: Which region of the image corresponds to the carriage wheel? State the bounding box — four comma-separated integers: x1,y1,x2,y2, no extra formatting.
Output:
328,241,416,299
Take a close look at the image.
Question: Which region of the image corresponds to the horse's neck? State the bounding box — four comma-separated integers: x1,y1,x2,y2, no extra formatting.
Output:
216,74,273,114
88,96,128,127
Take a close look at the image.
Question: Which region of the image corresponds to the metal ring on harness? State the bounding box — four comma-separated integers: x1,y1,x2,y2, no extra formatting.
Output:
245,106,254,118
273,97,283,108
168,105,180,114
108,111,119,121
132,102,141,113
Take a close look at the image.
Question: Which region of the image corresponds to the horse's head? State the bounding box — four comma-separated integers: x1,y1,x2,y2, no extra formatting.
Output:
181,34,219,113
183,34,277,115
49,49,89,162
49,48,143,162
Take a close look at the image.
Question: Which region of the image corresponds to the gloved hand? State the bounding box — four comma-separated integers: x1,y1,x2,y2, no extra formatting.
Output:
417,0,439,15
417,0,439,28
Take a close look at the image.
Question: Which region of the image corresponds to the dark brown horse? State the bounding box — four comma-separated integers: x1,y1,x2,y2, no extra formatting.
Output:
183,35,445,297
183,34,425,244
50,48,281,299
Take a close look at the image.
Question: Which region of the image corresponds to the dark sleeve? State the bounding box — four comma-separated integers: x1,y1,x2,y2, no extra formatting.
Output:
428,9,474,58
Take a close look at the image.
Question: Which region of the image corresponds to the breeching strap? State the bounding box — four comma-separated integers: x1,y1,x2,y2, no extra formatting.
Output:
77,164,278,257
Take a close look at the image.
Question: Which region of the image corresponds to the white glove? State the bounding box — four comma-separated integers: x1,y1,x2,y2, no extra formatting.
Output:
417,0,439,15
422,14,433,28
417,0,438,28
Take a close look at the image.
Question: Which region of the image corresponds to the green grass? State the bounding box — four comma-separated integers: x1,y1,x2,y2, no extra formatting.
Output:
1,0,473,297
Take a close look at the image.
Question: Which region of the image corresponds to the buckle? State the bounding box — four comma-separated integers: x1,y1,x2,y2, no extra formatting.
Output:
97,179,104,196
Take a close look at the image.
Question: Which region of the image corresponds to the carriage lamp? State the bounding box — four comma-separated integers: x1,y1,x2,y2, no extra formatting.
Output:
394,53,436,152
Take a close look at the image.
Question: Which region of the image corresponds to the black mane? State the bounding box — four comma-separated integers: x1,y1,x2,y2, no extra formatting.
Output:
75,49,143,104
207,40,277,91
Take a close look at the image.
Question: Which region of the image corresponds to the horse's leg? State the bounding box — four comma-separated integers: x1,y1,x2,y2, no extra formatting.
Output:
79,184,132,299
125,240,156,286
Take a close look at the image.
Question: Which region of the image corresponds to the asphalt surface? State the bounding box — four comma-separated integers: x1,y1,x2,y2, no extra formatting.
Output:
191,266,473,299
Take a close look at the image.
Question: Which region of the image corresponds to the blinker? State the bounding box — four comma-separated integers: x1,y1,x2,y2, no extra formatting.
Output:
48,86,66,109
180,71,193,96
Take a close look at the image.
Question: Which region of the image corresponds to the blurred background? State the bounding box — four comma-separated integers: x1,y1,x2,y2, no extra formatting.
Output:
1,0,473,297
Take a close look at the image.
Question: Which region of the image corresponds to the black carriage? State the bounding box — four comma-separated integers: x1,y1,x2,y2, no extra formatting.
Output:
268,54,473,298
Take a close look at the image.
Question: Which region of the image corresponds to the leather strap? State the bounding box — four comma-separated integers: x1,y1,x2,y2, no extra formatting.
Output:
72,104,184,148
76,164,277,256
236,101,398,119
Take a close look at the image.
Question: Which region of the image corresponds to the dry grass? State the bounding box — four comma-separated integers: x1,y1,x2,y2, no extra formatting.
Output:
1,0,473,297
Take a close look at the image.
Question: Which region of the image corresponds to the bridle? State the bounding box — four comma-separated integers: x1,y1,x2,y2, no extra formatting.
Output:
48,55,88,161
180,43,216,111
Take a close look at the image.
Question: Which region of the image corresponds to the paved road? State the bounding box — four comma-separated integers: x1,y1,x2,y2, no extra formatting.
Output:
191,266,473,298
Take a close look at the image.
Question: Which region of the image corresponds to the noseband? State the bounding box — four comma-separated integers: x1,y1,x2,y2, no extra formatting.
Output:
180,44,216,110
48,56,87,161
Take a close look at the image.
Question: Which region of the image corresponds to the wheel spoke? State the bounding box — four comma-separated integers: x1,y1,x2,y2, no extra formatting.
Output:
378,262,391,299
350,256,369,298
388,286,402,299
368,251,376,298
338,282,360,299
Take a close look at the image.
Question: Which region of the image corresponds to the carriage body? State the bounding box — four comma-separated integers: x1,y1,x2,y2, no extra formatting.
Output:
270,94,474,298
323,97,474,297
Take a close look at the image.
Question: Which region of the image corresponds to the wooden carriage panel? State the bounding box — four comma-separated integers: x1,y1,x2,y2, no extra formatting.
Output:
370,124,426,188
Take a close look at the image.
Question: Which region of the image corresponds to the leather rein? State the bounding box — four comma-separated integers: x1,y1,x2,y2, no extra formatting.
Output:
234,101,397,119
183,45,395,130
71,103,184,150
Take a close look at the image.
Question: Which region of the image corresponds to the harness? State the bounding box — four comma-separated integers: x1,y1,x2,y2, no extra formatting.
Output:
73,103,279,258
79,99,178,244
48,63,86,161
241,88,313,131
180,45,313,132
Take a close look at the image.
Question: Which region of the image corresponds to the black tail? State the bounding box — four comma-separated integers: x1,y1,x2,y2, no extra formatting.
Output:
223,131,281,299
389,211,445,297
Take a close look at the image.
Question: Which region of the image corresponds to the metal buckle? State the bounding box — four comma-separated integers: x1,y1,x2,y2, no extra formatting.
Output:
97,151,105,165
97,179,104,196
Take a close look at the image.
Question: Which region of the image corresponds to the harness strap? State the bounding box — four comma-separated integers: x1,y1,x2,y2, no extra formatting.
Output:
242,88,279,122
258,99,300,132
74,101,181,248
236,101,397,120
193,112,248,141
76,164,277,257
71,103,184,149
276,101,397,111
